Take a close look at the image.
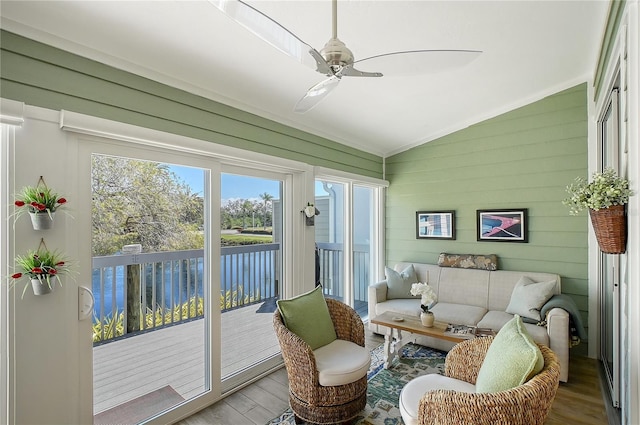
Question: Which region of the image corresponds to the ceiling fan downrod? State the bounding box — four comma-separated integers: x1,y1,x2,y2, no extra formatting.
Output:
319,0,354,72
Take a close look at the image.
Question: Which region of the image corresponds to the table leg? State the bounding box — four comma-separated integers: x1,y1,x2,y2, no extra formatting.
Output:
383,328,395,369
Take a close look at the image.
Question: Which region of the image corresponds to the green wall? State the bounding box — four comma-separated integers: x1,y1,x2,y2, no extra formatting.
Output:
385,84,589,352
0,30,382,178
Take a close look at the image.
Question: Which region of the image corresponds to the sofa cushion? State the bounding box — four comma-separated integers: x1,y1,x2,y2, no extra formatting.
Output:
477,310,550,346
313,339,371,386
476,315,544,393
277,285,337,350
428,302,487,326
375,298,422,317
487,270,560,311
386,264,418,299
505,276,557,321
437,268,490,307
399,374,475,425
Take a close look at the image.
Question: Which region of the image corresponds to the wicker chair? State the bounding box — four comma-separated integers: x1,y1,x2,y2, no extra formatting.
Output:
273,298,368,424
400,336,561,425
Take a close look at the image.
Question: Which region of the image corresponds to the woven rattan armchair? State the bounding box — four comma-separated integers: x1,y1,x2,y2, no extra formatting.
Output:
413,336,560,425
273,298,368,424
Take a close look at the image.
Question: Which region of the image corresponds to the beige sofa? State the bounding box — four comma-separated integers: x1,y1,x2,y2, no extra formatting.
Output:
368,262,570,382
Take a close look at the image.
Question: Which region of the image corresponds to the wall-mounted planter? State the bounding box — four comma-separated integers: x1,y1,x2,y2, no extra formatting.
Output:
589,205,627,254
29,212,56,230
30,278,54,296
11,239,71,298
13,176,68,231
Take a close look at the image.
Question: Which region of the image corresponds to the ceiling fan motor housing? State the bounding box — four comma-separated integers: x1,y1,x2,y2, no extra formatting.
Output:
320,38,354,69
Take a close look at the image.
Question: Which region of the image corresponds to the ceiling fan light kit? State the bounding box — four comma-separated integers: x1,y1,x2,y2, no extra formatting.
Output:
212,0,481,113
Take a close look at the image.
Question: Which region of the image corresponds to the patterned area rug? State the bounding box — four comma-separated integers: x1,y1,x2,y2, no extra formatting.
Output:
266,343,446,425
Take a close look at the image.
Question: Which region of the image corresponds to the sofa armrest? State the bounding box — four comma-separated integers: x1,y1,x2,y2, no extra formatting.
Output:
546,307,569,382
367,280,389,321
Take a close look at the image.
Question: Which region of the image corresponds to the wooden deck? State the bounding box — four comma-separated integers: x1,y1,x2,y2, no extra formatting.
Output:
93,301,281,415
93,297,369,416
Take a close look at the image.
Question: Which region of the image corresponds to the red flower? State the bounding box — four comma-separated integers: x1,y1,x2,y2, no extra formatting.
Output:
57,198,67,205
49,269,58,275
30,201,39,207
31,267,43,274
11,273,22,279
15,200,25,207
35,203,46,211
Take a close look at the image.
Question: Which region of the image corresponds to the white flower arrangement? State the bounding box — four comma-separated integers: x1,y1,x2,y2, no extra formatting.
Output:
410,282,437,313
563,168,632,215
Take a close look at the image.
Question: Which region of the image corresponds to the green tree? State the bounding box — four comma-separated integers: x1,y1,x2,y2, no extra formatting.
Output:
240,200,254,229
259,192,273,229
91,156,204,255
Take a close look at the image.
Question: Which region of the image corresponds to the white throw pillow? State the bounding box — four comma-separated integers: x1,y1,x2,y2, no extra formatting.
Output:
505,276,557,321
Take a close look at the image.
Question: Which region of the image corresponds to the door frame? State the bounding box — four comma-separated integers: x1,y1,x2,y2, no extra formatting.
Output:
61,110,314,423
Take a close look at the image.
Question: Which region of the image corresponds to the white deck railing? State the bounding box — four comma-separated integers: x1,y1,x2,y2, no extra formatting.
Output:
92,242,369,344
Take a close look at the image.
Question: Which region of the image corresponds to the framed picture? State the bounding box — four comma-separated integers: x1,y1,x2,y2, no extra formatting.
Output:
416,211,456,240
477,209,528,242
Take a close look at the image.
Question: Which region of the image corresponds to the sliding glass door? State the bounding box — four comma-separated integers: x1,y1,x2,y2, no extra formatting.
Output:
599,87,622,408
315,178,382,319
219,169,285,389
83,146,213,424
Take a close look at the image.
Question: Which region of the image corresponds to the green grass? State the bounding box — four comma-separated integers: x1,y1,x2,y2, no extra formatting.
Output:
221,234,272,245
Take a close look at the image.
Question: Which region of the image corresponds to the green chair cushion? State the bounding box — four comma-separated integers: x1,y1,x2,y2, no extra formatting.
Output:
277,285,337,350
475,315,544,393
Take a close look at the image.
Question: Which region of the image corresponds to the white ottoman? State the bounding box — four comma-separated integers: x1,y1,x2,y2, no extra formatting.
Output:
399,374,476,425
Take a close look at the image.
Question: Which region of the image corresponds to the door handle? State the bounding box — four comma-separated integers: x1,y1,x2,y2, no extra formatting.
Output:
78,286,94,321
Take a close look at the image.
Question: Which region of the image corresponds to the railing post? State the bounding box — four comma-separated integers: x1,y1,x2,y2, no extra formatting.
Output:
124,244,142,334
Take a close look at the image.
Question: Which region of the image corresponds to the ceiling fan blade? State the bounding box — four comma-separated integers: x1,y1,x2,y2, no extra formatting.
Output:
339,65,383,78
294,76,341,113
354,50,482,76
209,0,332,74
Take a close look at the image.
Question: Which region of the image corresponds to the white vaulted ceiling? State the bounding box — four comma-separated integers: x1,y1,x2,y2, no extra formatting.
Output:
0,0,609,157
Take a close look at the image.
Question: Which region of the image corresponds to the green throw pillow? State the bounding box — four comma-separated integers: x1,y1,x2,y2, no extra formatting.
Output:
475,315,544,393
385,265,418,299
277,285,337,350
505,276,557,321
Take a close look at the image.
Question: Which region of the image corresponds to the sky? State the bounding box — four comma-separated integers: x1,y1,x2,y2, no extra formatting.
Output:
170,165,327,201
169,165,281,200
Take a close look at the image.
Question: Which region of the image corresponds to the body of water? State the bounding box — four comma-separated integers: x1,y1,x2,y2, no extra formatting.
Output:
92,253,278,321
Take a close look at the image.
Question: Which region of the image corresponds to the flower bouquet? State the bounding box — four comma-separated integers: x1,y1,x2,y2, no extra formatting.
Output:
410,282,437,313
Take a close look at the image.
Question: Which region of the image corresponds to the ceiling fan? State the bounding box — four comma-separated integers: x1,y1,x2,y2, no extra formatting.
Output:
210,0,481,113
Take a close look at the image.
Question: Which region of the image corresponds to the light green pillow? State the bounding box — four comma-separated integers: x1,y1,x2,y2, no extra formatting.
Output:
505,276,557,321
277,285,337,350
475,315,544,393
385,265,418,299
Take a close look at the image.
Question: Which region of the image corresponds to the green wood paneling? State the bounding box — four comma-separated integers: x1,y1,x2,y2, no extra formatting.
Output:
385,84,590,344
0,30,382,178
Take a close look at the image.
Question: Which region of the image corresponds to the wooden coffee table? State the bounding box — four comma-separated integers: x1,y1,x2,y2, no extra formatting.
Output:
370,311,468,369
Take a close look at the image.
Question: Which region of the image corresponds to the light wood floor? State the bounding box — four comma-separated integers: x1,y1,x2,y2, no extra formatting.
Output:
178,332,610,425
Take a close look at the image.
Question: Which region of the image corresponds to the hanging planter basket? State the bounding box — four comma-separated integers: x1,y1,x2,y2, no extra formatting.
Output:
29,211,56,230
30,278,54,296
589,205,627,254
12,176,68,231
